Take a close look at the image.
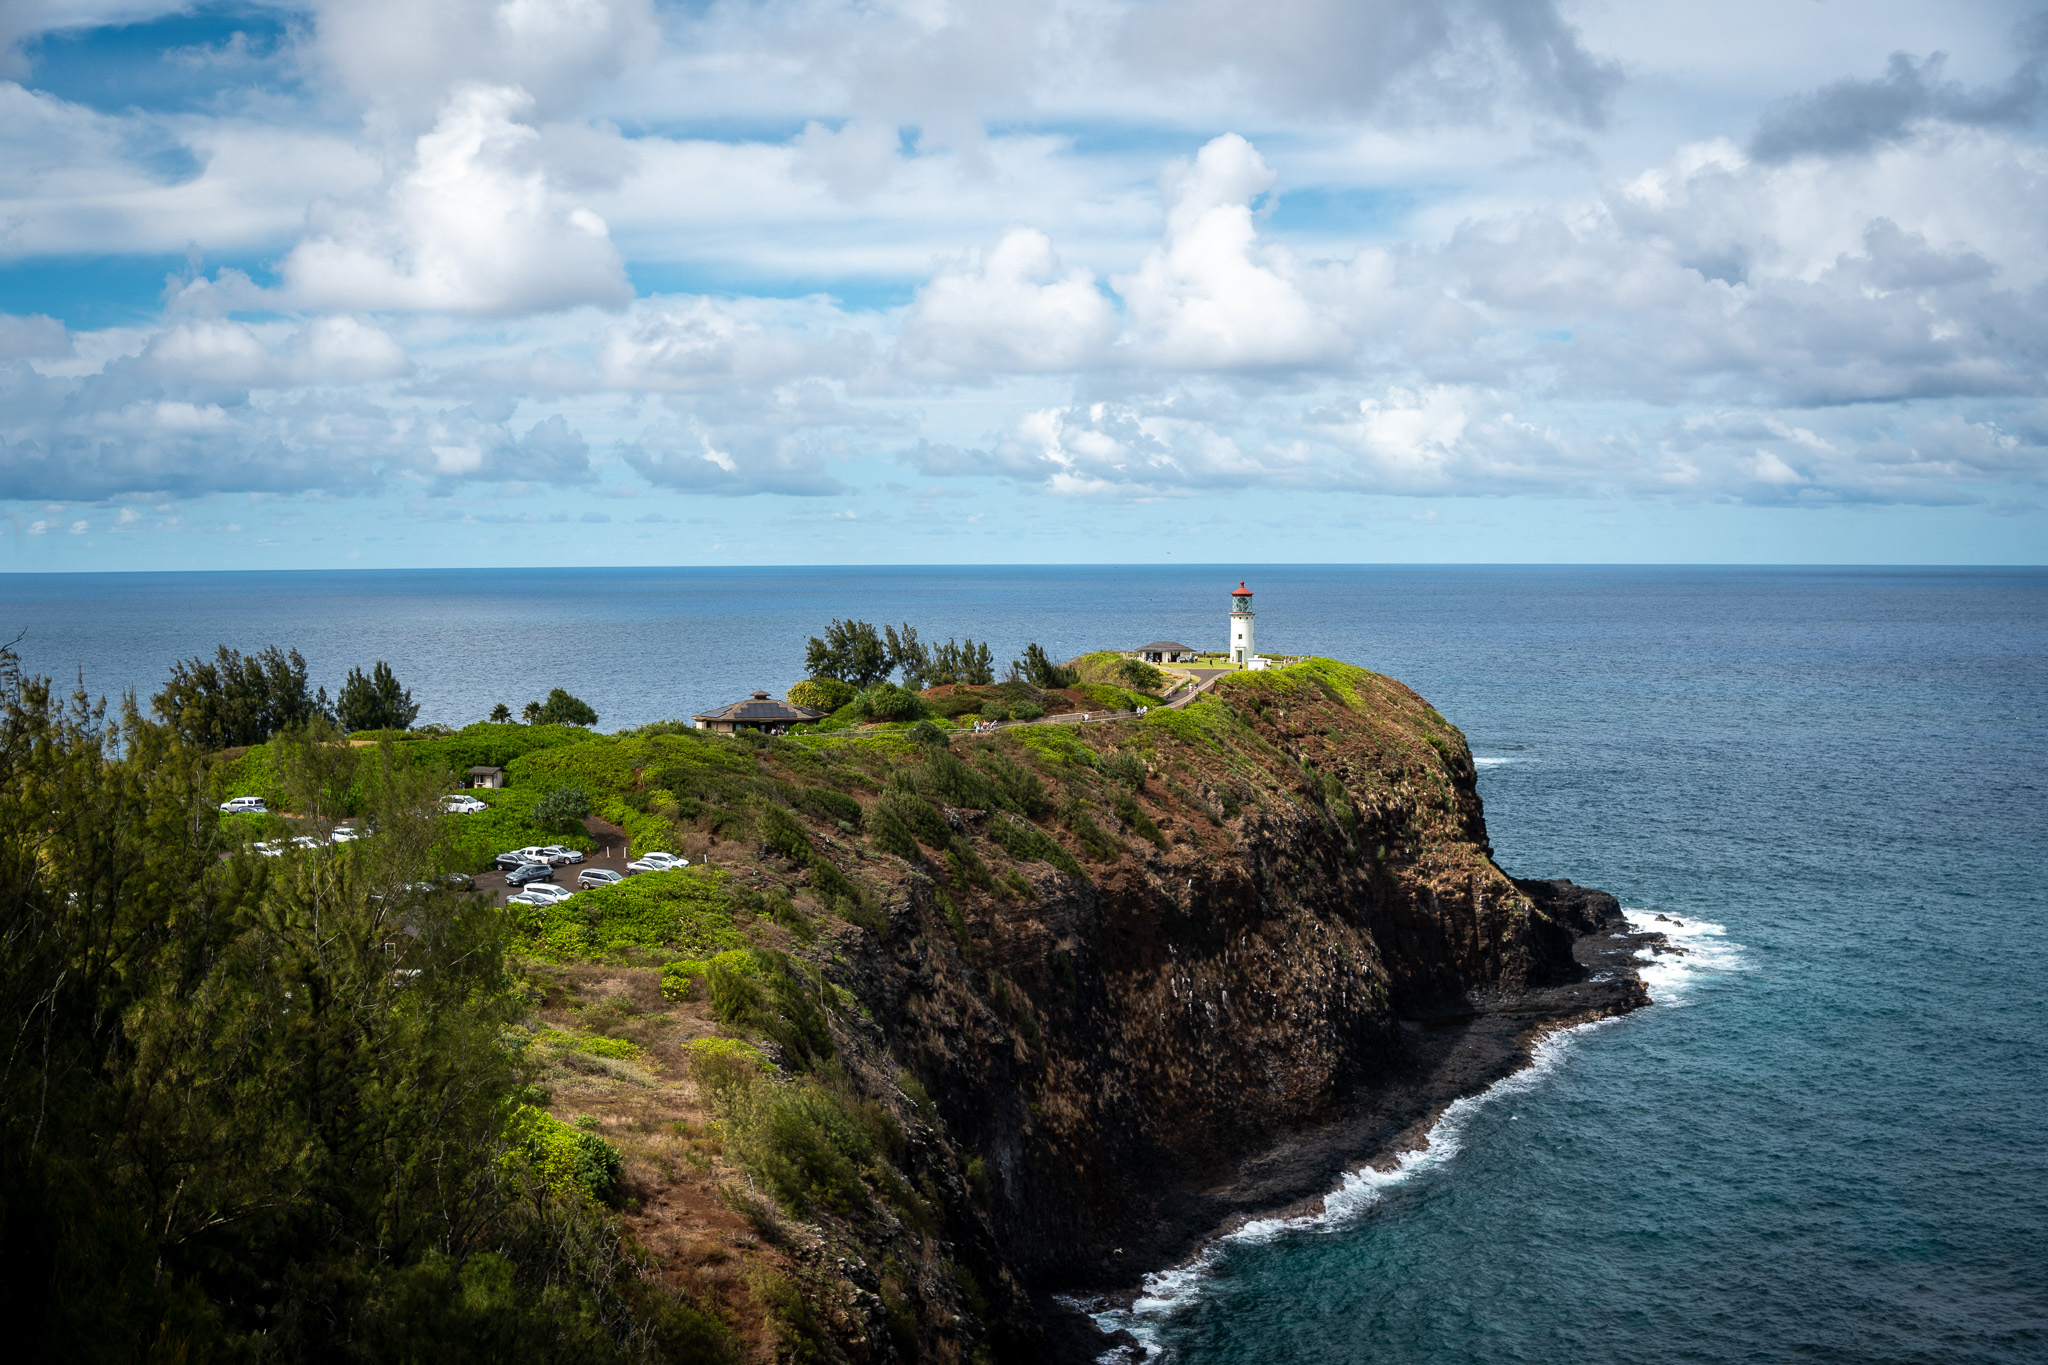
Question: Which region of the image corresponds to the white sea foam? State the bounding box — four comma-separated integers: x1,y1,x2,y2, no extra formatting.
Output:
1472,756,1519,767
1622,907,1747,1005
1078,1017,1620,1359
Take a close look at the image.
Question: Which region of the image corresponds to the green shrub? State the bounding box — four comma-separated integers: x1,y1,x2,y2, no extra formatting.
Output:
903,719,950,747
722,1079,884,1220
1113,790,1165,849
786,678,856,712
1062,794,1121,862
661,958,710,1001
536,1028,644,1060
1103,750,1147,789
918,748,997,810
1008,701,1044,721
531,784,594,833
853,682,927,723
1117,658,1167,690
986,813,1085,879
981,703,1010,723
927,693,983,719
707,949,833,1071
521,866,741,959
683,1037,772,1102
505,1104,623,1207
876,791,949,849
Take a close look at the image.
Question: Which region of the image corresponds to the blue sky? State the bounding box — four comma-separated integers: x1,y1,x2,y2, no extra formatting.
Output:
3,0,2046,569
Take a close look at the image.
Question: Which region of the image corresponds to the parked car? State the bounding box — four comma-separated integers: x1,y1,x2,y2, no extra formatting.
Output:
290,836,324,852
220,796,267,814
441,795,488,814
535,845,585,865
329,825,362,843
495,846,552,870
505,861,556,886
577,868,624,889
626,851,688,873
507,883,572,906
253,840,284,857
439,872,477,892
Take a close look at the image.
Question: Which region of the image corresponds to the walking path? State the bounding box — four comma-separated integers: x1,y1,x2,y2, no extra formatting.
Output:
964,666,1234,736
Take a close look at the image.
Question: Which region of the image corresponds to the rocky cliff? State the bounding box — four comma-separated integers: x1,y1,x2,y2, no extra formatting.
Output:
518,659,1651,1363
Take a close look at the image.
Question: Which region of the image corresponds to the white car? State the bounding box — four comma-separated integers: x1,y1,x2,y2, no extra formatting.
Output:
221,796,267,814
329,826,362,843
253,840,284,857
577,868,624,889
535,845,584,866
507,883,573,907
441,795,488,814
626,851,688,872
290,836,323,852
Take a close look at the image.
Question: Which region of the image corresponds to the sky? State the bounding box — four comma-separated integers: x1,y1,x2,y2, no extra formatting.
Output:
2,0,2046,569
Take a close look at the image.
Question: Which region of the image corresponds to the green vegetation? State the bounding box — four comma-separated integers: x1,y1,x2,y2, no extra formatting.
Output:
852,681,928,722
786,677,855,712
152,642,328,747
803,618,894,689
0,646,711,1361
530,687,600,727
519,867,745,959
532,783,595,833
336,659,421,732
1011,642,1078,689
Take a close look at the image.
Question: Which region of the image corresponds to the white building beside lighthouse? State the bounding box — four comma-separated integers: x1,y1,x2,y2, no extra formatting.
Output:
1229,581,1255,664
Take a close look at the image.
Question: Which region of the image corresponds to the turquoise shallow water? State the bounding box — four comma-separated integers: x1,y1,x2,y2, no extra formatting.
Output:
2,565,2043,1363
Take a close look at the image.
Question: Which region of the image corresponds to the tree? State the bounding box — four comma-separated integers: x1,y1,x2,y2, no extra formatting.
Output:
926,638,995,687
1011,643,1078,689
335,660,420,733
0,645,652,1358
521,700,542,724
488,703,512,724
151,644,321,749
787,678,855,713
803,619,891,689
531,785,593,834
884,623,928,689
533,688,598,727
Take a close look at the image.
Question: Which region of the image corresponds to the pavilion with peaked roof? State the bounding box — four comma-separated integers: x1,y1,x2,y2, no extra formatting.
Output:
1130,641,1198,664
692,691,826,734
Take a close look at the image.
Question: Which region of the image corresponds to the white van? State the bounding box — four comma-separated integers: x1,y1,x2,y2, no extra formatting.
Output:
220,796,267,814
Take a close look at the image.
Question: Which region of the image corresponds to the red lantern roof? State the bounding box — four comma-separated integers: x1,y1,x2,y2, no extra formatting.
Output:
1231,581,1254,596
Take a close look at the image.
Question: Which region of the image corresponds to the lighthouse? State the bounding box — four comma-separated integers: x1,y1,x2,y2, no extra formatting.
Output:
1229,581,1255,665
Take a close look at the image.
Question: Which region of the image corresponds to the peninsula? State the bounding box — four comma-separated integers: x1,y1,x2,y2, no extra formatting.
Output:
3,648,1659,1363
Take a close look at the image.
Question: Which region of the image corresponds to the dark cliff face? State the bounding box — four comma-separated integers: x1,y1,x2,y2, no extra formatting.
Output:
827,661,1628,1310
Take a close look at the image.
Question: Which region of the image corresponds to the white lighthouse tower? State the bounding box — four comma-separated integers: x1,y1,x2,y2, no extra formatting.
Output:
1229,581,1255,665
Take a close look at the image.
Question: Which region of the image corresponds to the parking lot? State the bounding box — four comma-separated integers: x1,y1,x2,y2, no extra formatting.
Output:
477,814,637,907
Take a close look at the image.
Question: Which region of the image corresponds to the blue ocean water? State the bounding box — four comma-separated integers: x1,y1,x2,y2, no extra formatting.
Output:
2,565,2043,1363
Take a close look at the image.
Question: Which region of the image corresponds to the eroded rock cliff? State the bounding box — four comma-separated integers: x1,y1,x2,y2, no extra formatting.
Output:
520,659,1648,1363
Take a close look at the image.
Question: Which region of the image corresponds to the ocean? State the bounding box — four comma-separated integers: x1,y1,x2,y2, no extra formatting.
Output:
3,565,2043,1363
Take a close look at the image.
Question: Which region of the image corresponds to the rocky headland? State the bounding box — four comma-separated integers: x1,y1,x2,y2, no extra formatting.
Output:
454,657,1659,1361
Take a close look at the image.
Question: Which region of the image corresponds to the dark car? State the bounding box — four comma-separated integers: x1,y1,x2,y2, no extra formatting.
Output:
504,862,555,886
440,872,477,892
493,851,529,871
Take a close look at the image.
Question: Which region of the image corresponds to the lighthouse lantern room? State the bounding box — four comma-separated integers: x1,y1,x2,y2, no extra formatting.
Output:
1229,581,1255,664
